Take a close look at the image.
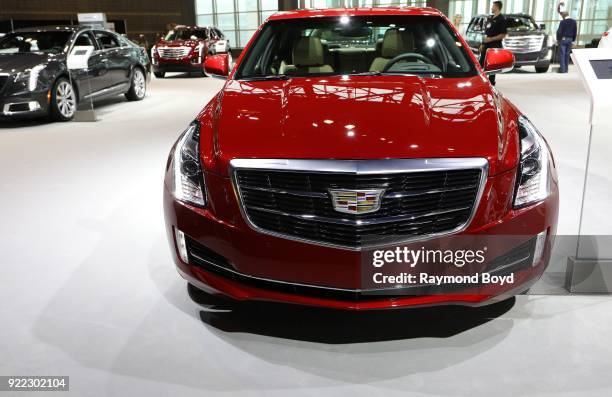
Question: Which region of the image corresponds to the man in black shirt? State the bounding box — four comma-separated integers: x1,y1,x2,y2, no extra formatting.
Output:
556,11,577,73
479,1,508,86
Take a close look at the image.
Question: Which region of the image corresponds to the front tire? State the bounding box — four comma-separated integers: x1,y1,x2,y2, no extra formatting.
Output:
125,68,147,101
50,77,77,122
535,64,550,73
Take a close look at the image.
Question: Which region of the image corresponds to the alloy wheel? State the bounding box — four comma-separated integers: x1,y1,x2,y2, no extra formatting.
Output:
56,81,76,118
133,70,146,98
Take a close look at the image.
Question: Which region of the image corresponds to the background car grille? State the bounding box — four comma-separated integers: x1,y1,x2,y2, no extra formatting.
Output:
234,168,483,249
158,47,192,58
502,35,545,53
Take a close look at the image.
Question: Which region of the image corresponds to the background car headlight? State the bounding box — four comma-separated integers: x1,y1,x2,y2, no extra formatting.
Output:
514,116,551,208
172,122,206,207
14,64,45,91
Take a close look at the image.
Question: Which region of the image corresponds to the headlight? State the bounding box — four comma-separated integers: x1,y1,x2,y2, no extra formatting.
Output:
171,122,206,207
546,35,553,48
514,116,551,208
14,64,45,91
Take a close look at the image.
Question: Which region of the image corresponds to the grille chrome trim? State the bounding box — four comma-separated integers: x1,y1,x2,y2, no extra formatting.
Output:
502,35,545,53
230,158,489,250
158,46,192,59
247,204,473,226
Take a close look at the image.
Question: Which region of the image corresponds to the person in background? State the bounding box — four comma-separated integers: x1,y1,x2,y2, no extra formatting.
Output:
452,14,465,36
556,11,577,73
479,1,508,86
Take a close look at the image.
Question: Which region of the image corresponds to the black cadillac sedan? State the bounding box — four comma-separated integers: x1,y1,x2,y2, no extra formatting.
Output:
0,26,150,121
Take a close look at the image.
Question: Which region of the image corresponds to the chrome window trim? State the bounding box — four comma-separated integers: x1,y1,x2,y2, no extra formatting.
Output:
230,158,489,251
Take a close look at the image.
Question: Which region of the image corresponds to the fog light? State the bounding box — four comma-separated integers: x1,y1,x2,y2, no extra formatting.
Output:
28,101,41,111
175,229,189,263
533,230,547,267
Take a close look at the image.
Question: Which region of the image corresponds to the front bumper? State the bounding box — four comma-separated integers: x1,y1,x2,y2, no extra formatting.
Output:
164,166,559,310
511,48,552,67
0,89,49,119
153,58,204,73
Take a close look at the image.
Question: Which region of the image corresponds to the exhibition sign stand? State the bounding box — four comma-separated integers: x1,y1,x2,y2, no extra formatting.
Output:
567,48,612,292
67,45,97,122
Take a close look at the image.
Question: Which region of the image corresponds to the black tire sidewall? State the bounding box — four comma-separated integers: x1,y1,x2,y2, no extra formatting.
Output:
126,68,146,101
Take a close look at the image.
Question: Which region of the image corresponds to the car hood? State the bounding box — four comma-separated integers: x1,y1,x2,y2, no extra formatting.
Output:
156,39,200,47
205,74,519,177
506,30,545,36
0,52,55,74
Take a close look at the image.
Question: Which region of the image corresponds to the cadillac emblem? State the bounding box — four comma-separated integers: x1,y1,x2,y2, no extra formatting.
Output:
328,189,385,215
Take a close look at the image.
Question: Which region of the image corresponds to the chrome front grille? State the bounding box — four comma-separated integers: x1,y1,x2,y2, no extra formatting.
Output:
231,159,488,250
503,35,545,53
158,46,192,59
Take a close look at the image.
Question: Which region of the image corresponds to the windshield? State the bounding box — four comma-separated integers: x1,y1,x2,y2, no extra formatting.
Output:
237,15,476,79
164,29,208,41
506,16,538,31
0,31,72,54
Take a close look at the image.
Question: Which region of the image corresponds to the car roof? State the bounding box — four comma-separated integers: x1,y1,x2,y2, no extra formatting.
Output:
473,13,533,18
267,7,443,21
13,25,87,33
11,25,120,37
506,13,535,18
173,25,212,30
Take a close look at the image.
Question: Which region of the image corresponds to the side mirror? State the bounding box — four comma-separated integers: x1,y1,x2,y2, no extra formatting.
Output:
484,48,515,75
539,23,546,30
204,54,229,79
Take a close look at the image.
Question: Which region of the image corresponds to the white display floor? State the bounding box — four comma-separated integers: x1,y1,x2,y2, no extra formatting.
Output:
1,68,611,396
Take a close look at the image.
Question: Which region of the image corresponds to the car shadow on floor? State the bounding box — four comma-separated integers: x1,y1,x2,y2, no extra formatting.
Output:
160,73,207,79
0,96,135,128
0,117,53,128
188,284,516,344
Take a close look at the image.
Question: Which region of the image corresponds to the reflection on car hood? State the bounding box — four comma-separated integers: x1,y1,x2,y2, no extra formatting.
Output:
207,75,520,177
156,39,201,48
0,52,56,74
506,30,545,36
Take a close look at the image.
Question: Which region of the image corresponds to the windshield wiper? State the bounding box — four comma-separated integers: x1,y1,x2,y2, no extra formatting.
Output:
349,70,442,78
240,74,289,81
347,71,382,76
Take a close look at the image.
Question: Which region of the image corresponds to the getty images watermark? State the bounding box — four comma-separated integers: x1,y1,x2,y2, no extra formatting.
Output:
369,246,515,287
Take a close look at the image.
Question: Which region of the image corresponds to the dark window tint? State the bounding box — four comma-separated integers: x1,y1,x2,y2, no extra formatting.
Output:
164,28,208,40
237,15,476,79
506,16,538,31
74,32,96,47
0,31,71,54
95,31,120,49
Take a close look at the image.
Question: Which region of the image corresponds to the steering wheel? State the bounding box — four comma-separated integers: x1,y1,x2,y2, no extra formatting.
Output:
382,53,434,72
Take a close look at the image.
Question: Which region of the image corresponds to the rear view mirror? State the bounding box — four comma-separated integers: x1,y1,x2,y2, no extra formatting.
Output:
539,23,546,30
204,54,229,79
484,48,515,75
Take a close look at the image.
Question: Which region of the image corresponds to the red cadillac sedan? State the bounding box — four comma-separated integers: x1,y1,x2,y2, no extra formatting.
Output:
163,8,558,310
151,25,231,78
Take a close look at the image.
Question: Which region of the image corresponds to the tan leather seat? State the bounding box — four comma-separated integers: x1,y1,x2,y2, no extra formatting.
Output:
369,29,415,72
285,37,334,75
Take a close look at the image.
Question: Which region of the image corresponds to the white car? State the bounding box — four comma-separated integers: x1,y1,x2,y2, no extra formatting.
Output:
599,28,612,49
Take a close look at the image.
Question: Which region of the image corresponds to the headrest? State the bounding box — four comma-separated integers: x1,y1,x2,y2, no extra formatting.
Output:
293,37,325,67
381,29,415,58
